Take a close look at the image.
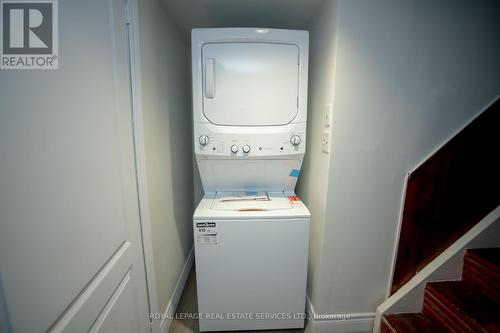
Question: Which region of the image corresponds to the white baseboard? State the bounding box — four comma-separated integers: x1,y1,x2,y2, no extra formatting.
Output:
306,296,374,333
159,247,194,333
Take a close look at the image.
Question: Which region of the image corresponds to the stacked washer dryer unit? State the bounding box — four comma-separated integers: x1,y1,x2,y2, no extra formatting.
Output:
192,28,310,332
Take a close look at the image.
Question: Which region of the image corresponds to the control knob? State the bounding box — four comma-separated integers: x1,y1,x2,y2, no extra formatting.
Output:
199,135,209,146
230,145,239,153
242,145,251,153
290,135,301,146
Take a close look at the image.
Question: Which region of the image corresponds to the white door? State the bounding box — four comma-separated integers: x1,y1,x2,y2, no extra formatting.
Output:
202,43,300,126
0,1,150,332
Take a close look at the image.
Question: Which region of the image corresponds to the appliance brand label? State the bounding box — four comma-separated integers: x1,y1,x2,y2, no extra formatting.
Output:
196,222,217,246
196,222,216,228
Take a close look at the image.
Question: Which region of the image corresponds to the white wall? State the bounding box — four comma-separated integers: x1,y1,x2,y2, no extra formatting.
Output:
137,0,193,315
305,0,500,317
296,0,338,307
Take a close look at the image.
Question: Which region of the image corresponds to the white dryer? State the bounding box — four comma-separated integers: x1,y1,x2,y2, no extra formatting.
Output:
191,28,310,331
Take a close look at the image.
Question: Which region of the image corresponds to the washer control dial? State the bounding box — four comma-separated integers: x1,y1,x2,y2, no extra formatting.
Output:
199,135,209,146
230,145,239,153
242,145,251,153
290,135,301,146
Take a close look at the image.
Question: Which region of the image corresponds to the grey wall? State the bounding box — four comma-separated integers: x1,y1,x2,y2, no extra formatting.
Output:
161,0,326,39
305,0,500,315
137,0,193,314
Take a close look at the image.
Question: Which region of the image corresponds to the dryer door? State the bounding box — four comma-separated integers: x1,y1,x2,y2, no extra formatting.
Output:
202,43,299,126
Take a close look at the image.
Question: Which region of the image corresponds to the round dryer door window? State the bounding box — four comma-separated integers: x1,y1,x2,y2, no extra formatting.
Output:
202,42,299,126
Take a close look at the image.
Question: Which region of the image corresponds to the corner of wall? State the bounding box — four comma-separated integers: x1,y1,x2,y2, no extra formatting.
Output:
298,0,339,311
133,0,195,327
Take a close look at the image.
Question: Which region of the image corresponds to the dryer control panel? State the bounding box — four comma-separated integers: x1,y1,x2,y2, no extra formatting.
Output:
194,122,306,157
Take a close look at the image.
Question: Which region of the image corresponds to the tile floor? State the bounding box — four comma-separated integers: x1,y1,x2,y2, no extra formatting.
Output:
167,268,369,333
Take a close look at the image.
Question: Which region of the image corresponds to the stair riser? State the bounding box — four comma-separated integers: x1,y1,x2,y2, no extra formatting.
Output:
463,258,500,285
462,266,500,301
463,259,500,285
423,288,483,333
422,302,464,333
383,313,446,333
464,254,500,276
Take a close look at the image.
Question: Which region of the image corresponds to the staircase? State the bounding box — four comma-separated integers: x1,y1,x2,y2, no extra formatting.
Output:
381,248,500,333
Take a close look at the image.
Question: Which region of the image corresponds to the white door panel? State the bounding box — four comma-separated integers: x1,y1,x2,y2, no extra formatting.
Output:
49,242,133,333
202,43,299,126
0,0,149,332
89,270,141,333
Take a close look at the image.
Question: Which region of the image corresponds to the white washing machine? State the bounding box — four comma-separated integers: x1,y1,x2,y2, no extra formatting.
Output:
191,28,310,331
194,192,310,331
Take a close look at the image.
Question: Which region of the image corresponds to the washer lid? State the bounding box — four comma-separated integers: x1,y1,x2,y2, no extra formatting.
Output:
202,42,299,126
211,191,293,211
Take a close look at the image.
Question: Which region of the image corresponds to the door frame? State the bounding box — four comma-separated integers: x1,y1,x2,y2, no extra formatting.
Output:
124,0,161,332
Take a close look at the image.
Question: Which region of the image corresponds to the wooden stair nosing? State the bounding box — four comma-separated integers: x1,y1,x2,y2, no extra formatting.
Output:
422,302,466,333
425,281,500,333
465,248,500,264
463,258,500,281
464,249,500,275
463,257,500,283
382,313,446,333
464,260,500,283
381,317,397,333
462,263,500,301
423,287,482,333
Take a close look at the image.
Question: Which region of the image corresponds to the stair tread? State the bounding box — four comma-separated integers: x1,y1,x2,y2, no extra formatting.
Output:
426,281,500,332
383,313,446,333
466,248,500,268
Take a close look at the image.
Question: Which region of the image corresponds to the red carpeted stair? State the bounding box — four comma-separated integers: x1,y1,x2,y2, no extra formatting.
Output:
381,248,500,333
